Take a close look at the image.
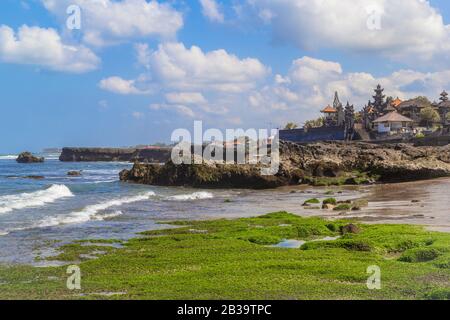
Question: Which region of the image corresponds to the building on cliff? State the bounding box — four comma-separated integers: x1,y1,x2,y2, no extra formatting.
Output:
280,85,450,144
372,111,414,134
279,92,356,143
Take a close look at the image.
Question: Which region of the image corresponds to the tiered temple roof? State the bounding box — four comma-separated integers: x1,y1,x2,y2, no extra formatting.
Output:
321,105,337,113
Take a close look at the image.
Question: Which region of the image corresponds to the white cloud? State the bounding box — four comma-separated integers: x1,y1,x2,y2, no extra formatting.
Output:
132,111,145,119
150,103,195,118
100,42,269,123
165,92,207,105
248,56,450,127
0,25,99,73
148,42,270,93
42,0,183,46
134,43,151,69
99,76,150,95
199,0,224,23
100,42,269,96
245,0,450,64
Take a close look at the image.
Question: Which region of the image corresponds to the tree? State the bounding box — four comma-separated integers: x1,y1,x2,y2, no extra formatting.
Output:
415,96,433,108
284,122,298,130
420,107,441,128
304,117,324,129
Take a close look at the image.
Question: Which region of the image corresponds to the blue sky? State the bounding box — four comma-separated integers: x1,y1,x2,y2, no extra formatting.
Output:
1,0,450,153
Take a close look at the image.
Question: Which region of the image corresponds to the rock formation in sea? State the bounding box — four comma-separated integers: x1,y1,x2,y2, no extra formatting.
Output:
16,152,44,163
119,142,450,189
59,147,171,163
67,171,82,177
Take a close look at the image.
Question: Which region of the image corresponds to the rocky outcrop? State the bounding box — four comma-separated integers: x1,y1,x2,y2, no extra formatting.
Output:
67,171,82,177
119,142,450,189
59,147,171,163
16,152,44,163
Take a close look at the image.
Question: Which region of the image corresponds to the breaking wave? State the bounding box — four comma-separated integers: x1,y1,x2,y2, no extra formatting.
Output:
0,155,17,160
37,192,155,227
0,185,74,214
166,192,214,201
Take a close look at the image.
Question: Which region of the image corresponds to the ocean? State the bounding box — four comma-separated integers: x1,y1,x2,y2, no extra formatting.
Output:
0,154,449,265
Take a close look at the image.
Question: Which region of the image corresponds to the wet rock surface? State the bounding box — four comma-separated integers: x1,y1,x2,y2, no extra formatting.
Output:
120,142,450,189
16,152,44,163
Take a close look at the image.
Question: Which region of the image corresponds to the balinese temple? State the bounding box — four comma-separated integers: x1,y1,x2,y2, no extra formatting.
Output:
280,91,356,143
321,92,345,127
438,91,450,127
344,102,355,140
362,84,389,131
373,111,414,134
372,84,388,115
391,97,403,109
397,98,432,124
321,105,337,127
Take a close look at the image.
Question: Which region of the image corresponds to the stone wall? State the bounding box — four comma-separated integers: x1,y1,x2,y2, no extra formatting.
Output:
279,126,346,143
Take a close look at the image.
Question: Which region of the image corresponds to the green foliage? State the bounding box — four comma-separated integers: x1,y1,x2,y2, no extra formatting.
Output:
323,198,337,205
303,198,320,205
0,212,449,300
420,107,441,128
415,133,425,139
284,122,298,130
399,248,442,263
304,117,324,129
334,204,353,211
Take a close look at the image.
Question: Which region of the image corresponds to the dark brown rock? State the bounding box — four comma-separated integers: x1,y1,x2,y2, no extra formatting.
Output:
119,141,450,189
16,152,44,163
67,171,82,177
25,176,45,180
59,147,171,163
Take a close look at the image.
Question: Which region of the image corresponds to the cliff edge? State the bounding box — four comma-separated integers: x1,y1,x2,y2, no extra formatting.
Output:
119,142,450,189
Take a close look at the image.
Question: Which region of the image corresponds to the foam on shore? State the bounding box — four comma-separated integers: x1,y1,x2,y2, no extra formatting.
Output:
0,185,74,214
166,192,214,201
37,192,155,227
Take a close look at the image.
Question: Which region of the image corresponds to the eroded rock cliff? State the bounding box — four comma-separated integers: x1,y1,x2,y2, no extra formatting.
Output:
119,142,450,189
59,147,171,163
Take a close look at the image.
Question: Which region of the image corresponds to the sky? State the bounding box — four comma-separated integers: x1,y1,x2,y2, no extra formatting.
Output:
1,0,450,153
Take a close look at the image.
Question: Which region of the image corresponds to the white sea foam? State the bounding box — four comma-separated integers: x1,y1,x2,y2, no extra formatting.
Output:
93,210,124,221
166,192,214,201
37,192,155,227
0,155,17,160
0,185,74,214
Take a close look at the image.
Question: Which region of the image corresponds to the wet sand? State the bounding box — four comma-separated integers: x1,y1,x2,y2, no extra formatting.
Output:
327,178,450,232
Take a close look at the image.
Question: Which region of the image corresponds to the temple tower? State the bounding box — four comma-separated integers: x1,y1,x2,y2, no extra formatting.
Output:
344,102,355,140
372,84,387,115
333,92,345,126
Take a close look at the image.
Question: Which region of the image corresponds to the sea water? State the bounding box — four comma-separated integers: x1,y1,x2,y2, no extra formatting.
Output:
0,154,448,265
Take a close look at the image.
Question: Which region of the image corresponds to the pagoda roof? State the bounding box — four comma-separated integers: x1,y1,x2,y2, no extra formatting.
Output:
321,105,337,113
373,112,414,123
